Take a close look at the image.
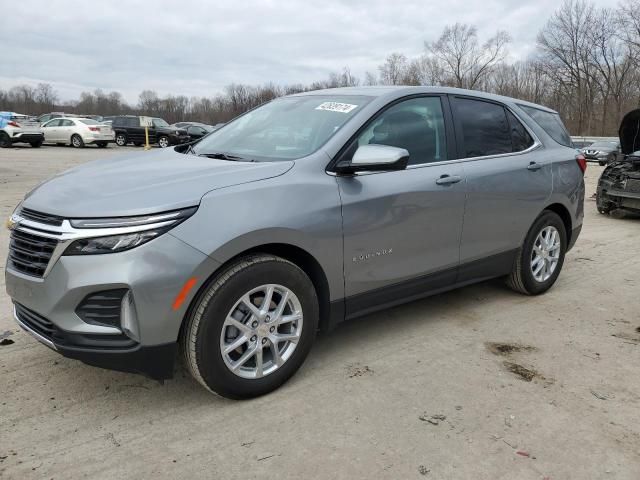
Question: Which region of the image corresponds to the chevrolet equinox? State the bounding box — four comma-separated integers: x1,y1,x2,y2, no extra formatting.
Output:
5,87,585,398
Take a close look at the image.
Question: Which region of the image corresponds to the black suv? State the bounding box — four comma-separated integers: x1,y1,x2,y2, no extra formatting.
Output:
112,116,190,148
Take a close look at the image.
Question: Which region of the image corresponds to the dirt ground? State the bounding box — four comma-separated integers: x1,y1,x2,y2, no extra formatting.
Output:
0,145,639,479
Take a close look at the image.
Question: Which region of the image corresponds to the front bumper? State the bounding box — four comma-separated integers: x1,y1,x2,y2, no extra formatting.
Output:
13,303,177,379
10,132,44,144
5,232,220,379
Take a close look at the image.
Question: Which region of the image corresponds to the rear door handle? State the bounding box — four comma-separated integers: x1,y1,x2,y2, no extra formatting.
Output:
435,174,462,186
527,162,542,171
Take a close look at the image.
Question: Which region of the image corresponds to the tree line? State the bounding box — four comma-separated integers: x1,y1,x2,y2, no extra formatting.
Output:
2,0,639,135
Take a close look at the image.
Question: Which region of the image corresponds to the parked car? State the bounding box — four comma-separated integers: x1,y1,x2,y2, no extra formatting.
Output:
0,111,44,148
5,86,585,399
36,112,77,124
41,117,114,148
581,140,619,166
112,115,190,147
596,109,640,216
178,122,215,141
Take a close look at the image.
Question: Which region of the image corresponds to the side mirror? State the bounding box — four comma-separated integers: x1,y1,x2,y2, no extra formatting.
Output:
335,144,409,175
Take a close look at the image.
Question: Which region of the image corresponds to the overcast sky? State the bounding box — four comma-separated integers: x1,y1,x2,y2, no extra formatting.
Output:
0,0,619,103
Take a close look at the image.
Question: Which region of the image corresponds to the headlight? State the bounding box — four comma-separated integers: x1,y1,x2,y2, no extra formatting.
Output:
63,207,196,255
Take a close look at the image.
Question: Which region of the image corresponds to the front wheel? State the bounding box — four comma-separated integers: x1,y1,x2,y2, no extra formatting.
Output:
158,135,169,148
115,133,127,146
507,211,567,295
97,142,108,148
182,255,318,399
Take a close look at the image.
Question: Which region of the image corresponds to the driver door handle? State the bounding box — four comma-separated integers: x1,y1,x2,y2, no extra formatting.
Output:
435,174,462,186
527,162,542,171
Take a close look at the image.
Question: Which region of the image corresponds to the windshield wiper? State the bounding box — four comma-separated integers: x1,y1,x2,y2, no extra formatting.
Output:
196,152,254,162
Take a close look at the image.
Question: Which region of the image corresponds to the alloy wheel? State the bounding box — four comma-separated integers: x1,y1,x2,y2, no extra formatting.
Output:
158,137,169,148
530,225,561,282
220,284,303,379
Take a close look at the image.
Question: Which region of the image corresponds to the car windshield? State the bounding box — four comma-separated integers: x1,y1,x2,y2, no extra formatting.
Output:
193,95,372,161
79,119,100,125
152,118,170,127
588,142,618,149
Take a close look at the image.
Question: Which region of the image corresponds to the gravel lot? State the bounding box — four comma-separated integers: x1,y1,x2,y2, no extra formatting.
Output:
0,145,639,479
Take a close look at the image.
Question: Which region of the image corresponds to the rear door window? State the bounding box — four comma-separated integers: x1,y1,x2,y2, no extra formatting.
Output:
506,110,534,152
518,105,572,147
451,97,512,158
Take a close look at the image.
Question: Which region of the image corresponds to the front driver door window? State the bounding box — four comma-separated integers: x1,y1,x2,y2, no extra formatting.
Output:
336,96,467,318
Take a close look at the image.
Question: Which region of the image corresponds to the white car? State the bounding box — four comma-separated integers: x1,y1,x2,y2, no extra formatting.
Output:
0,111,44,148
41,117,114,148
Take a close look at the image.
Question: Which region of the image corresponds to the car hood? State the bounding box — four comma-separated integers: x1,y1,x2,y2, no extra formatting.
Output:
22,148,294,217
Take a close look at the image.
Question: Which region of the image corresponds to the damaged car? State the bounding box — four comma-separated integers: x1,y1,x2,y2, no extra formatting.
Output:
596,109,640,216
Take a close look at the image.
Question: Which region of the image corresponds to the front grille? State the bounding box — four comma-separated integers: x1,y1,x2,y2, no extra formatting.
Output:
14,303,137,350
9,229,58,277
19,208,64,226
76,289,128,328
14,303,56,338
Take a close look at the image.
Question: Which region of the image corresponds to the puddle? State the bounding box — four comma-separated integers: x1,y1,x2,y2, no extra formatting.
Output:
503,361,543,382
486,342,536,356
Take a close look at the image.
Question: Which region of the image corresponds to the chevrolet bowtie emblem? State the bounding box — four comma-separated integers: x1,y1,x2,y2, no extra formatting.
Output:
6,216,19,231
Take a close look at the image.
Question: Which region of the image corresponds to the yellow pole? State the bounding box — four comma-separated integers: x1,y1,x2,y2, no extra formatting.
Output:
144,126,150,150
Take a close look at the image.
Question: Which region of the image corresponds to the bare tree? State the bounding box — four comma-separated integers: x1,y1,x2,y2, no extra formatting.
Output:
588,7,637,133
378,53,409,85
537,0,597,134
426,23,510,89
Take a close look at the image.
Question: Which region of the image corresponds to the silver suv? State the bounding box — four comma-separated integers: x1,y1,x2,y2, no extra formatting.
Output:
5,87,585,398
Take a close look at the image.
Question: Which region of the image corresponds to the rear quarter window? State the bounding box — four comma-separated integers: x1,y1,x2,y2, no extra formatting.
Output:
518,105,572,147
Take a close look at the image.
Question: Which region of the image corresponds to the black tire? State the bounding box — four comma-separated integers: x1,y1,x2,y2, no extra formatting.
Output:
115,133,127,146
30,140,43,148
56,142,65,146
0,132,10,148
182,254,319,399
158,135,170,148
507,211,567,295
97,142,108,148
599,160,606,166
71,134,84,148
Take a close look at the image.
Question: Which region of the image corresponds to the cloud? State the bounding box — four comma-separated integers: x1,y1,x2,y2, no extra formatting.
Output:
0,0,619,103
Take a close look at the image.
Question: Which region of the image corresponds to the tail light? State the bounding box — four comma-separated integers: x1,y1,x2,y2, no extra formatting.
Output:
576,154,587,174
7,121,20,128
88,126,100,132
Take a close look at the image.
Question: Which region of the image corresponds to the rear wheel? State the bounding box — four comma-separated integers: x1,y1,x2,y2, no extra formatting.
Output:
97,142,108,148
158,135,170,148
182,254,318,399
30,140,42,148
507,211,567,295
0,132,10,148
71,134,84,148
115,133,127,146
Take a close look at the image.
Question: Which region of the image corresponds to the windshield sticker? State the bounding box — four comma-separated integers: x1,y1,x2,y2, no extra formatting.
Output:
315,102,358,113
